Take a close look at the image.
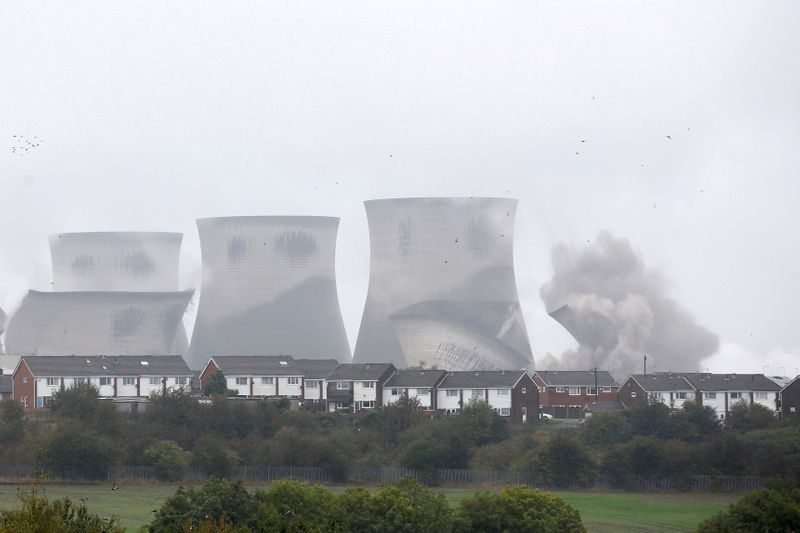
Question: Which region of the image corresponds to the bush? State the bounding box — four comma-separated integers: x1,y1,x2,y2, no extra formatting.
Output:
191,437,241,478
144,440,190,482
726,401,778,432
0,486,125,533
40,427,116,480
203,370,237,397
0,399,25,444
535,433,597,487
254,480,337,531
456,485,586,533
697,477,800,532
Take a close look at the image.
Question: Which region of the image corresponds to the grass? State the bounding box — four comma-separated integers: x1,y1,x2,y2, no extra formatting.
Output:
0,483,737,532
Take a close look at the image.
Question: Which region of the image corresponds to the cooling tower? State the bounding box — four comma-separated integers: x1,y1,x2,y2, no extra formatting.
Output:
50,232,182,292
548,304,619,353
187,216,351,369
0,307,6,354
353,197,534,370
5,290,193,356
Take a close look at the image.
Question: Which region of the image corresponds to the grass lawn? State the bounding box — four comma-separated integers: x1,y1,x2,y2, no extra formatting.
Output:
0,483,737,532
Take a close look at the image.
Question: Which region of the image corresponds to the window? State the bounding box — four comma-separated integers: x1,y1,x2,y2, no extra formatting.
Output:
755,392,768,400
704,392,717,400
99,377,111,386
676,392,687,400
175,377,187,385
391,388,400,396
261,377,274,385
36,396,45,408
445,389,458,397
287,377,299,385
472,389,484,397
602,387,613,393
415,388,429,395
235,377,248,385
122,377,136,386
362,381,375,388
337,381,350,390
496,389,510,396
306,380,319,388
555,387,565,393
587,387,597,395
360,401,375,409
631,391,637,398
521,387,527,394
568,387,580,396
791,407,796,413
46,378,59,387
499,407,511,416
22,396,28,407
150,377,162,385
729,392,741,400
538,386,545,392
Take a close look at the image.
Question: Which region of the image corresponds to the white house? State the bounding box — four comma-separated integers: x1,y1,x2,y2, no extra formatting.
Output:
12,355,192,410
435,370,538,423
383,369,447,410
618,373,696,410
325,363,397,412
294,358,340,405
679,373,781,420
200,356,305,398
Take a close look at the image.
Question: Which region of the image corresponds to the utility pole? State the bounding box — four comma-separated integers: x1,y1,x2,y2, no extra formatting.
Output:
643,354,647,377
594,367,598,404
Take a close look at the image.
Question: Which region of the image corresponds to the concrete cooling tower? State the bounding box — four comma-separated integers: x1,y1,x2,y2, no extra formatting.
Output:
5,290,193,356
548,304,619,354
353,197,534,370
187,216,351,369
50,232,182,292
0,307,6,354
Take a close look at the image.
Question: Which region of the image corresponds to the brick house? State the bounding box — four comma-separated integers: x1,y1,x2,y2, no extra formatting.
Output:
382,369,448,411
533,370,619,419
199,356,305,399
779,375,800,419
435,370,538,423
12,355,192,410
618,373,696,410
326,363,396,412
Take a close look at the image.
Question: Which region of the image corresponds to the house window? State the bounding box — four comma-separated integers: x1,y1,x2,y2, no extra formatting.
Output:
122,377,136,386
631,391,637,398
676,392,687,400
362,381,375,388
261,377,274,385
46,378,59,387
499,407,511,416
445,389,458,397
729,392,741,400
472,389,484,397
235,377,248,386
521,388,526,394
538,386,545,393
360,401,375,409
149,377,161,385
306,380,318,388
568,387,580,396
99,377,111,386
496,389,510,396
587,387,597,396
791,407,796,413
36,396,45,408
416,388,429,395
337,382,350,390
704,392,717,400
175,377,187,385
287,377,299,385
555,387,565,393
602,387,612,393
22,396,28,407
755,392,768,400
391,388,400,396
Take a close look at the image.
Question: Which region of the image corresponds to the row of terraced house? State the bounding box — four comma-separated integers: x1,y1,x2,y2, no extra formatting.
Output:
4,354,800,422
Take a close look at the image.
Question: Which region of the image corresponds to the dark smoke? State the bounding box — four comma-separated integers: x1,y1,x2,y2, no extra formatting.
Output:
540,231,719,377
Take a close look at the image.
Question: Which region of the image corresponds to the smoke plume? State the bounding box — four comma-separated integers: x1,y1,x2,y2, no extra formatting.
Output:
540,231,718,377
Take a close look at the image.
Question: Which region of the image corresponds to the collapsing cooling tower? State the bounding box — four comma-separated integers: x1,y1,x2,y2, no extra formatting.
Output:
50,232,182,292
0,307,6,354
5,290,193,356
548,304,619,354
353,197,534,370
187,216,351,369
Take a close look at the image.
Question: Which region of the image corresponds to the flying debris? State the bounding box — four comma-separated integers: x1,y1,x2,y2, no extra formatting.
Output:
10,134,43,156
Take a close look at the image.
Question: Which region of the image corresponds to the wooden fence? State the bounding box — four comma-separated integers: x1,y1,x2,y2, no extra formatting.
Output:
0,465,765,492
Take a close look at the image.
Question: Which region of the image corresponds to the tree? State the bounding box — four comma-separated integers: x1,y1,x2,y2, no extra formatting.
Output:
203,371,236,397
579,411,633,447
382,395,423,448
456,485,586,533
676,400,720,441
49,382,125,438
697,477,800,532
535,433,597,488
726,401,778,432
144,440,190,482
455,398,509,447
0,399,25,444
40,427,117,480
0,486,125,533
254,480,337,532
191,436,241,478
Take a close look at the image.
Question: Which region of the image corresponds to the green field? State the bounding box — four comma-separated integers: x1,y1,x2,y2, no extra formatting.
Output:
0,483,736,532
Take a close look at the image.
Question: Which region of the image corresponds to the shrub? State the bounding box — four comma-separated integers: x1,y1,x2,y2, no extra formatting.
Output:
457,485,586,533
0,399,25,444
535,433,597,487
40,427,116,480
0,486,125,533
144,440,190,482
254,480,337,532
697,477,800,532
191,437,241,478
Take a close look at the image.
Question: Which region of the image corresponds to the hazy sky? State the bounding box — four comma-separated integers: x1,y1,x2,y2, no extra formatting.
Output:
2,2,799,375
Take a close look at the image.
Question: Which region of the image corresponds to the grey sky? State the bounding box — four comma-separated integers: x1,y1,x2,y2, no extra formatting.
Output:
2,2,799,374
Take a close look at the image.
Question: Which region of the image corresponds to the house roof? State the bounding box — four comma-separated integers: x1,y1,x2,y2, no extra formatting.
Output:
0,375,11,394
679,372,781,392
781,375,800,392
294,359,340,379
19,355,191,377
385,369,448,388
211,356,303,376
535,370,618,387
438,370,527,389
628,373,694,392
327,363,396,381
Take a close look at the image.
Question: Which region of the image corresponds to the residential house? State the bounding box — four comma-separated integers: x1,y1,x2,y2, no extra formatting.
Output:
618,373,696,410
0,375,11,401
436,370,538,423
199,356,304,399
779,376,800,419
679,372,781,420
326,363,396,412
382,369,448,411
294,358,340,406
12,355,192,410
533,370,619,419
